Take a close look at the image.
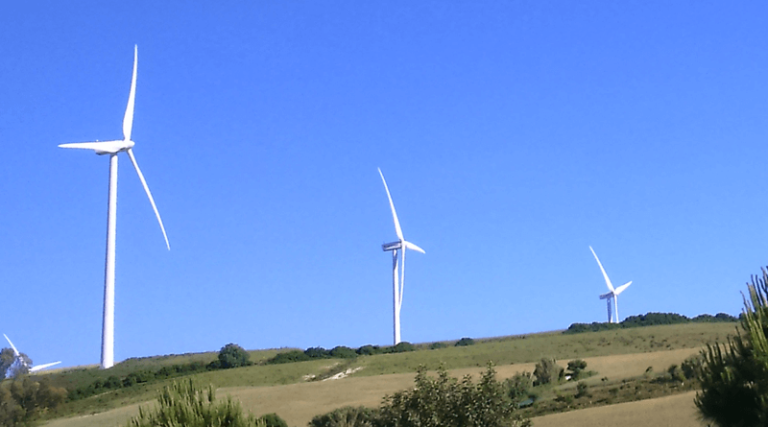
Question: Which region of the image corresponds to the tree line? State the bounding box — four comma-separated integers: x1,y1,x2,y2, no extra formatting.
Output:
564,312,737,334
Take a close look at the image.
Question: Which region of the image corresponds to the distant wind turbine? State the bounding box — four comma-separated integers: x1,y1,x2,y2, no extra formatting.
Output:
378,168,425,345
3,334,61,373
59,46,169,369
589,246,632,323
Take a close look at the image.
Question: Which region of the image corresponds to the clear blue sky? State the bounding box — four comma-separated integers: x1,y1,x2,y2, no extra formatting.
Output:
1,1,767,368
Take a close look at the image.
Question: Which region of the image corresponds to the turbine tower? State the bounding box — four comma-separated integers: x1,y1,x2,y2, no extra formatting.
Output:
59,46,169,369
3,334,61,373
378,168,425,345
589,246,632,323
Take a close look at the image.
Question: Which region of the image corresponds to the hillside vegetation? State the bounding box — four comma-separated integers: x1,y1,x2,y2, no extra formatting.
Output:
27,321,736,426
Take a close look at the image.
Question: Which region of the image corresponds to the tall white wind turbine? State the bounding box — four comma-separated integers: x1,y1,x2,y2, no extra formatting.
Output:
589,246,632,323
59,46,169,369
378,168,425,345
3,334,61,374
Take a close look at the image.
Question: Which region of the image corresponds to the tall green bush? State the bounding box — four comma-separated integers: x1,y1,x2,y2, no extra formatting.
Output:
126,379,267,427
533,358,563,385
376,364,531,427
695,268,768,426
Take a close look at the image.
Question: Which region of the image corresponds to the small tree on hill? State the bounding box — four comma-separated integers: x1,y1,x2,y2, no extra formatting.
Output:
533,358,563,385
218,343,250,369
566,359,587,379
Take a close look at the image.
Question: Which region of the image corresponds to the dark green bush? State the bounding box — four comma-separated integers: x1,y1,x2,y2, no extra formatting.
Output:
309,406,378,427
387,342,415,353
566,359,587,379
268,350,310,364
356,345,382,356
575,381,589,398
455,337,475,347
329,346,357,359
258,413,287,427
218,343,251,369
429,342,448,350
304,347,331,359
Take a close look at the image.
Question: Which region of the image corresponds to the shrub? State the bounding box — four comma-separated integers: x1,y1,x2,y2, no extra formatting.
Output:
533,358,563,385
575,381,589,398
329,346,357,359
455,337,475,347
309,406,378,427
566,359,587,379
126,379,266,427
695,268,768,426
356,345,382,356
217,343,251,369
268,350,310,364
504,372,533,404
377,364,531,427
305,347,331,359
258,413,288,427
387,342,415,353
429,342,448,350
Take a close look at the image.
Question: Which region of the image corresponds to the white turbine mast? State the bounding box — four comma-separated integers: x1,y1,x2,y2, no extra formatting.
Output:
589,246,632,323
379,168,425,345
59,46,169,369
3,334,61,373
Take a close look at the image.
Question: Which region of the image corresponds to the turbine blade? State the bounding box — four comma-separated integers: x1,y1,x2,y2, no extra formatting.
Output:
58,142,110,150
404,241,425,254
123,45,138,142
589,246,614,291
29,361,61,372
614,281,632,295
3,334,20,357
378,168,403,241
126,148,170,250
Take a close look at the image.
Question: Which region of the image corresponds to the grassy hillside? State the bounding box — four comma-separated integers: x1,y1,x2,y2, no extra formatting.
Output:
34,322,735,426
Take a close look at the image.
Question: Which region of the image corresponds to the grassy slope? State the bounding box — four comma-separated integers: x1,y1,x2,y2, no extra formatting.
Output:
41,322,735,426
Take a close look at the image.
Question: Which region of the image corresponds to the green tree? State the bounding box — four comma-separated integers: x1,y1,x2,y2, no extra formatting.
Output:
533,357,563,385
695,268,768,426
218,343,251,369
376,364,530,427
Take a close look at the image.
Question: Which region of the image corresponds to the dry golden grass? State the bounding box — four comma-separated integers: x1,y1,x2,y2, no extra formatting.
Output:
531,391,702,427
44,347,705,427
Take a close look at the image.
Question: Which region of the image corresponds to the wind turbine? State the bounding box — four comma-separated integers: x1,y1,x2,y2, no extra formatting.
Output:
3,334,61,374
378,168,425,345
589,246,632,323
59,46,169,369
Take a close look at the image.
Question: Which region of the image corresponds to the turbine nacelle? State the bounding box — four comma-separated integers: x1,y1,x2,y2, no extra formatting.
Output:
382,241,403,252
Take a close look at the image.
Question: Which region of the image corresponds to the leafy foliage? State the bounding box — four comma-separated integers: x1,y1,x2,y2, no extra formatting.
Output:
0,378,67,427
126,379,268,427
309,406,379,427
695,268,768,426
330,346,358,359
376,364,531,427
533,358,563,386
218,344,251,369
504,372,534,404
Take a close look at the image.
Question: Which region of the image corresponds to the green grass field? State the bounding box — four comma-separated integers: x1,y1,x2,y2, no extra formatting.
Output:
34,322,735,426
